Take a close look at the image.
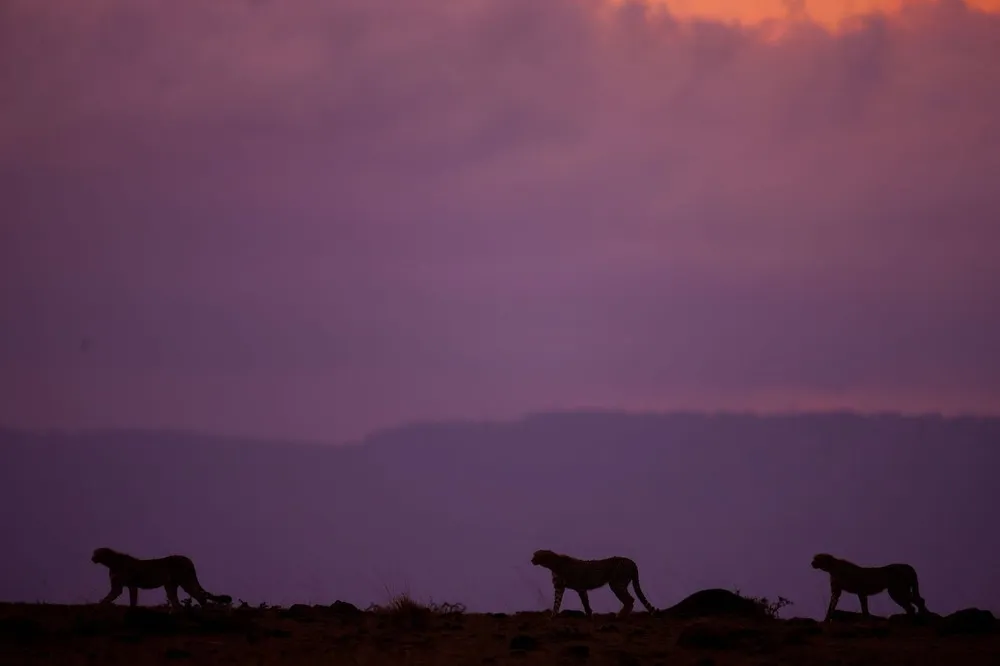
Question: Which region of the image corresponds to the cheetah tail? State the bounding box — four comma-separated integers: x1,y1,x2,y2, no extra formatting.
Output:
631,577,656,614
189,575,232,605
911,573,928,614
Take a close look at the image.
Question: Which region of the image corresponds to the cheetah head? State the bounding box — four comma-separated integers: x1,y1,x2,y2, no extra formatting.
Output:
811,553,836,571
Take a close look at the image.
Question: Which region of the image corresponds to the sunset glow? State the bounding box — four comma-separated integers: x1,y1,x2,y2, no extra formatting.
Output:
3,0,1000,439
620,0,1000,29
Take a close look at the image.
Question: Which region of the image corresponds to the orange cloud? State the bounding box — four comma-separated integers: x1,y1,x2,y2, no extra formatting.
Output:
619,0,1000,29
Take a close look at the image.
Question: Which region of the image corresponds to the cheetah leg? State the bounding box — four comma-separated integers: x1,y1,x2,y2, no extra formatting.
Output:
165,583,184,611
576,590,593,618
128,586,139,608
180,582,210,607
610,581,635,618
551,585,565,618
888,586,915,615
825,589,841,622
858,594,870,617
99,582,124,605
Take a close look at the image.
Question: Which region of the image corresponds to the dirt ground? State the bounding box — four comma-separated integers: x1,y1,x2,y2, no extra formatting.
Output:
1,602,997,666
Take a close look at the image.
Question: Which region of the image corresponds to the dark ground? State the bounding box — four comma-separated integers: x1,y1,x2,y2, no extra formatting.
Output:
1,598,997,666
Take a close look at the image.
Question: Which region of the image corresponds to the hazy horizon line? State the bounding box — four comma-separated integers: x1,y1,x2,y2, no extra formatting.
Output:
2,406,997,448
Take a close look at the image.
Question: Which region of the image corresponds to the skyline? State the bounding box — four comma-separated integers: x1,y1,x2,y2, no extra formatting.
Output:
0,405,997,447
3,0,999,442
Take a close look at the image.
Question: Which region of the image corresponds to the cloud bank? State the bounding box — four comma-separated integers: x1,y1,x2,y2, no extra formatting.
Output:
2,0,999,440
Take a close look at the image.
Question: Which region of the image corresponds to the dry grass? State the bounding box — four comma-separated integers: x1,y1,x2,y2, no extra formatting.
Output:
0,601,996,666
365,591,467,631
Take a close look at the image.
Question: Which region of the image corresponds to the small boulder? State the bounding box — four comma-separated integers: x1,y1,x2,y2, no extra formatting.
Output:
938,608,997,636
329,600,363,618
279,604,314,620
662,589,767,620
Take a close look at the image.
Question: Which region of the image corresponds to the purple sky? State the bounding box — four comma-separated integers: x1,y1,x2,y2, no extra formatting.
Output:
2,0,999,442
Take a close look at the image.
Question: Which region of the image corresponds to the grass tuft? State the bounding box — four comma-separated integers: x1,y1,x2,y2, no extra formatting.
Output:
365,588,466,630
732,587,794,619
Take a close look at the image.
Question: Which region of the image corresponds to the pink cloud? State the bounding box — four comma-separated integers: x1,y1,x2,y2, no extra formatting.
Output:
1,0,998,440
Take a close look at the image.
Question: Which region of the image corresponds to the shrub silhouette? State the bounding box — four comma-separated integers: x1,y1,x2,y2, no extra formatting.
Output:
732,588,793,619
366,592,466,630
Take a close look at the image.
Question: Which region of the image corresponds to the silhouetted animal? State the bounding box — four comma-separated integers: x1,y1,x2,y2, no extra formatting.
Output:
91,547,232,609
531,549,656,618
811,553,928,621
